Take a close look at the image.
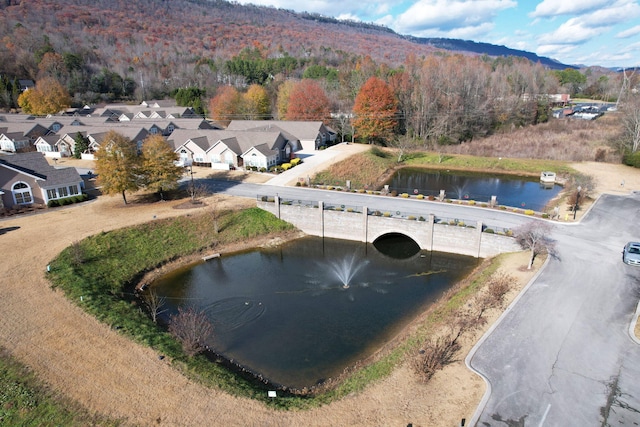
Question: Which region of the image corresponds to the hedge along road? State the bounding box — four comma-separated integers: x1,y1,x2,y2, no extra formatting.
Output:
215,179,640,425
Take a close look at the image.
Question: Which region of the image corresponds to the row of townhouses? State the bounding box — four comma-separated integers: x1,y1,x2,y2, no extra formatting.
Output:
0,101,336,209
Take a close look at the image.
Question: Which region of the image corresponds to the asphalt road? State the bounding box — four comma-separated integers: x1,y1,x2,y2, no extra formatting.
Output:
467,193,640,426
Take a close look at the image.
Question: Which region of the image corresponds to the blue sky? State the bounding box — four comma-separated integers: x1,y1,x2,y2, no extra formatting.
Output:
233,0,640,68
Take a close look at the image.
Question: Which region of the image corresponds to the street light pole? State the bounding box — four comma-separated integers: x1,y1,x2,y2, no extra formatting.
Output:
573,185,582,220
189,166,195,202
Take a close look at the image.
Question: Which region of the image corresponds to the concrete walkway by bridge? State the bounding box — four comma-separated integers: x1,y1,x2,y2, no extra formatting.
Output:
264,143,370,187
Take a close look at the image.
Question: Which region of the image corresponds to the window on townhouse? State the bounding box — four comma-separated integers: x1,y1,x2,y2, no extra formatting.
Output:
13,182,33,204
69,185,79,196
47,189,57,200
58,187,69,198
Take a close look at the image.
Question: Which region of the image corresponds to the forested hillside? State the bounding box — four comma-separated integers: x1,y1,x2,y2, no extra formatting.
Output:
0,0,436,94
0,0,629,147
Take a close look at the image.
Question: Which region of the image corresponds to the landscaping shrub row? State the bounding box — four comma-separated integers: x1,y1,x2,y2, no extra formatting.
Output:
47,193,88,207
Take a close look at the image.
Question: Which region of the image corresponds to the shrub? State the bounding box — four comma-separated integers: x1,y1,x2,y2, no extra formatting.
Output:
408,215,416,220
259,167,267,172
291,158,301,166
428,195,435,201
168,307,214,358
390,190,398,197
480,203,488,207
499,206,507,210
484,228,495,234
524,209,535,216
281,163,292,171
412,334,461,382
295,182,301,186
542,213,549,219
383,212,391,217
623,151,640,168
327,185,334,190
458,221,466,227
346,208,354,213
400,193,409,198
468,200,476,205
416,194,424,200
418,216,426,221
446,199,452,203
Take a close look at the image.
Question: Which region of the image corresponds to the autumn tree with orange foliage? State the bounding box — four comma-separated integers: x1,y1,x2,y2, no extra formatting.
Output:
352,76,398,143
208,86,242,126
17,78,71,115
276,80,295,119
285,79,330,122
242,84,270,119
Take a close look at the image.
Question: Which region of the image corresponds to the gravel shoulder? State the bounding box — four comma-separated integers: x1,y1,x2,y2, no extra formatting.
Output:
1,157,639,426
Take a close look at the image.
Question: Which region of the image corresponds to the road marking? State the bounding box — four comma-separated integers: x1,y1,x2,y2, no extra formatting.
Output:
538,403,551,427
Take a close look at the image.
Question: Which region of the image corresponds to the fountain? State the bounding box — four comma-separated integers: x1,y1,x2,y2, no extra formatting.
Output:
453,183,469,200
326,252,368,289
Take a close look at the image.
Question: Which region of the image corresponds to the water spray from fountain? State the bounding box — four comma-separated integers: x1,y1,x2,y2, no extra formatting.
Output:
327,252,368,289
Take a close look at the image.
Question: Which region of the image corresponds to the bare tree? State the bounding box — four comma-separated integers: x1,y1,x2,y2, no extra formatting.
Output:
168,306,214,357
389,134,419,162
474,272,513,319
142,288,166,324
188,182,210,204
621,95,640,154
513,221,556,269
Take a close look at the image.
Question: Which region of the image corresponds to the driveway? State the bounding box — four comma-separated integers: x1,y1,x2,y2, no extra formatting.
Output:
468,193,640,426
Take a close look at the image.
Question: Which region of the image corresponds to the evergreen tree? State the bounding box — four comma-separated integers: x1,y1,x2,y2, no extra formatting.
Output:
73,132,89,159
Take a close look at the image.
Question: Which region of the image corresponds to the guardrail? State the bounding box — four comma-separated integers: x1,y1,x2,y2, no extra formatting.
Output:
256,195,514,235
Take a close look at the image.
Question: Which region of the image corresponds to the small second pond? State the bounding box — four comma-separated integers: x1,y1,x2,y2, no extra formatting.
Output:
152,236,477,390
387,168,562,211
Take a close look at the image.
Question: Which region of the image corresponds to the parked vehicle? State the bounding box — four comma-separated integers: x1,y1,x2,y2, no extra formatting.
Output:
623,242,640,265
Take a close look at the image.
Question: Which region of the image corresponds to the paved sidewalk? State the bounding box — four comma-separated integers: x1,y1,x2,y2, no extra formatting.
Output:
264,143,369,187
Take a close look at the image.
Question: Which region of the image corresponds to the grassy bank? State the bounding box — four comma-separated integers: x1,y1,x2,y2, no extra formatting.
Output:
47,203,513,411
48,207,300,406
313,147,577,190
0,346,123,426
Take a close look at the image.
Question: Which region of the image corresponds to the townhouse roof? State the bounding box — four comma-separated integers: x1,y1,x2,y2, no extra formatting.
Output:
0,152,82,187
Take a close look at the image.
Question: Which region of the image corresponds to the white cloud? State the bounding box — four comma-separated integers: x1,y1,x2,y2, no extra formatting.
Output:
391,0,515,37
337,13,361,22
617,25,640,38
537,18,607,45
231,0,403,20
530,0,618,18
535,1,640,47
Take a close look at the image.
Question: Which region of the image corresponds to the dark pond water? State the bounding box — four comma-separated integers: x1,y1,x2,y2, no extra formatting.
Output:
387,168,562,211
152,236,476,390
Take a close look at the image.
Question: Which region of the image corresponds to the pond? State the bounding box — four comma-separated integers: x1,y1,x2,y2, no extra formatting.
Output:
152,236,477,390
387,168,562,211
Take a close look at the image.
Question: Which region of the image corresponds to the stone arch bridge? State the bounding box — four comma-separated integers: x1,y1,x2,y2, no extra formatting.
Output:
257,196,521,258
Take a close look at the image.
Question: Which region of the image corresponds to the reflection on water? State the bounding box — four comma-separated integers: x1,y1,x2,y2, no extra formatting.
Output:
388,168,562,211
153,236,476,389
